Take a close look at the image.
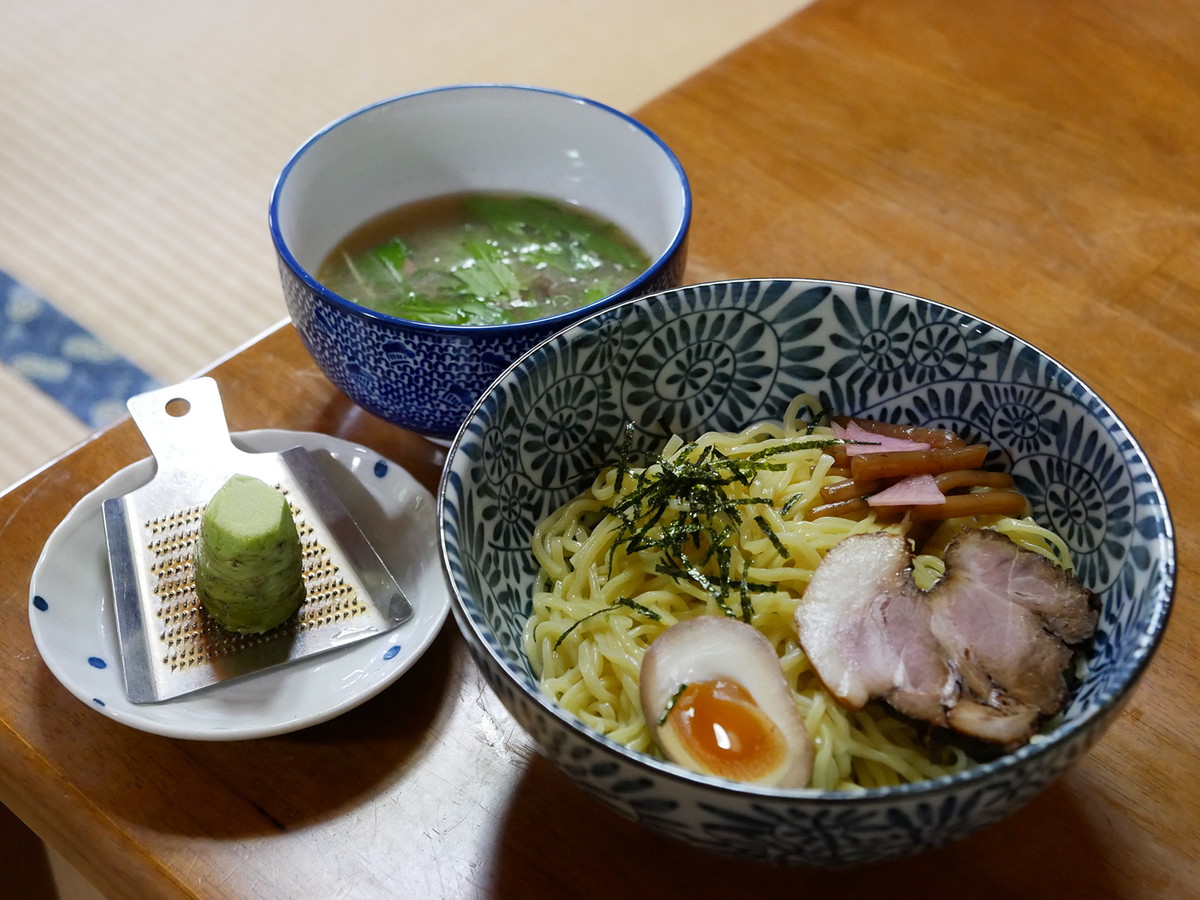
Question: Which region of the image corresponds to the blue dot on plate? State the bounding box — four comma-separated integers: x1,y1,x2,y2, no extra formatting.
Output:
373,460,389,478
93,698,106,707
87,656,107,669
383,645,402,660
32,596,48,612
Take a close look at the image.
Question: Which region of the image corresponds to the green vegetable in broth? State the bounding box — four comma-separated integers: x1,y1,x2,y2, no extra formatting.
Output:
316,193,651,326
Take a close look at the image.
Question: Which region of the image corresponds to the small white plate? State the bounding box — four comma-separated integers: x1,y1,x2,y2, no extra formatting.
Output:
29,429,450,740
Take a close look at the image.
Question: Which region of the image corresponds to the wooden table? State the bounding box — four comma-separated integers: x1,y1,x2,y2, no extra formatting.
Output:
2,1,1197,896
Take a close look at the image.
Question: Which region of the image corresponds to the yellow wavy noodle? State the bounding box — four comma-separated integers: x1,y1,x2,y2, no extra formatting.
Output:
523,400,1070,790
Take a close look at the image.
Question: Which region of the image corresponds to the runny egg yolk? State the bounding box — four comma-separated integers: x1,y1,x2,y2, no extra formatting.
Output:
666,678,787,781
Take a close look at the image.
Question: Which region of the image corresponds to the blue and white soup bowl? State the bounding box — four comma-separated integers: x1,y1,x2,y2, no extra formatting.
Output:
270,84,690,440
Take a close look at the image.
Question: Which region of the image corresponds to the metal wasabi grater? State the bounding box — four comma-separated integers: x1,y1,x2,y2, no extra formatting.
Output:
102,377,413,703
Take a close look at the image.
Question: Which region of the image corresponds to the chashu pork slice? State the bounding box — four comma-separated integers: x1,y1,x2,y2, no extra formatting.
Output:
796,529,1096,749
929,528,1097,717
795,531,957,724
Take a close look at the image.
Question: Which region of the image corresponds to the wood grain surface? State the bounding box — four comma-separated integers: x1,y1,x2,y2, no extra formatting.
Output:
2,1,1197,897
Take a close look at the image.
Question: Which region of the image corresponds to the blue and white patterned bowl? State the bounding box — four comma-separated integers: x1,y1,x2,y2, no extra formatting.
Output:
270,84,690,440
439,278,1175,866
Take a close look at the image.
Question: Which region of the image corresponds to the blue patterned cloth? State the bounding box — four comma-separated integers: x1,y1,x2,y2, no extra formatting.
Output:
0,269,161,427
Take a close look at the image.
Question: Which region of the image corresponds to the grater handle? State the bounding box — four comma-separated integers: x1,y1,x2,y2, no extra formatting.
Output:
125,377,241,471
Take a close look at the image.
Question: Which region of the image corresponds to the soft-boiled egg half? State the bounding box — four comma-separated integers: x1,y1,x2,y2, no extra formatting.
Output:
639,615,814,788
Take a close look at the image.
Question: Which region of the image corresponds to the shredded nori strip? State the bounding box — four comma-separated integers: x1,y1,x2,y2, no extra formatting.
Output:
554,597,661,650
657,683,690,726
596,430,833,618
552,417,847,641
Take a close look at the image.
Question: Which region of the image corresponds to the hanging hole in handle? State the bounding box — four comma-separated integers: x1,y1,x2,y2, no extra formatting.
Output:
165,398,192,418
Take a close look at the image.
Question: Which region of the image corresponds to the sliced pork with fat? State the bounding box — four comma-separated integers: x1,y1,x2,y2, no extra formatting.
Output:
929,530,1090,715
796,529,1096,748
795,530,956,723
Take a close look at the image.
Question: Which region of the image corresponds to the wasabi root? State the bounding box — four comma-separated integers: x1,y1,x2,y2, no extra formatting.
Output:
193,474,306,634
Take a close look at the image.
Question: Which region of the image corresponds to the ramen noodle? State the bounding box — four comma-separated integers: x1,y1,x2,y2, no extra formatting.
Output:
522,397,1074,791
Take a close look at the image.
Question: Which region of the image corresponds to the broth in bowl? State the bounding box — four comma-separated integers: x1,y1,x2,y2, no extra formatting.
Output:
316,192,651,326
